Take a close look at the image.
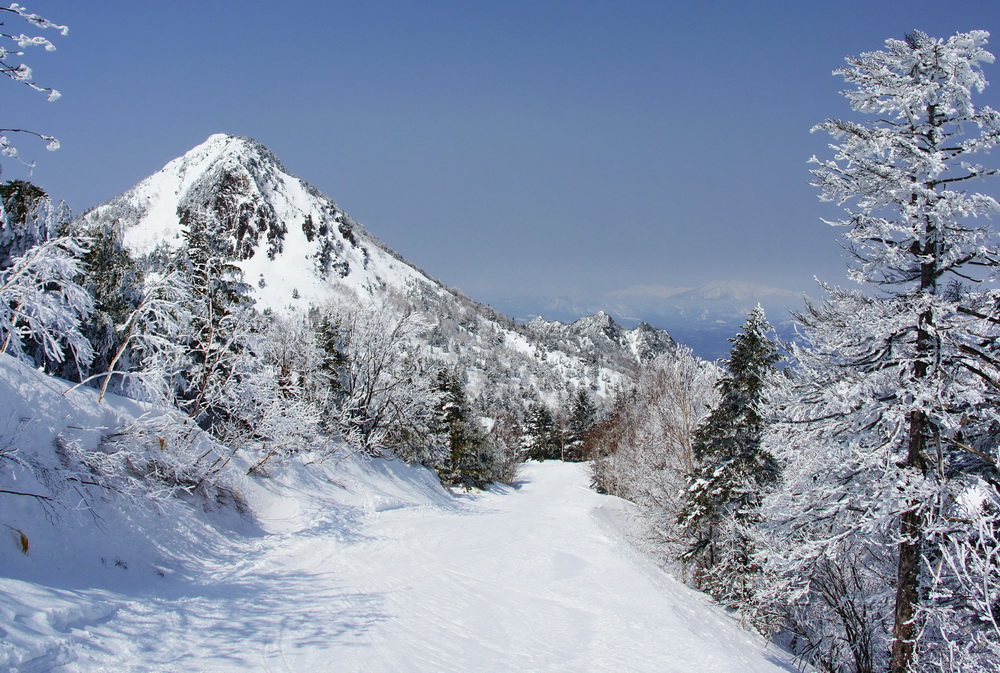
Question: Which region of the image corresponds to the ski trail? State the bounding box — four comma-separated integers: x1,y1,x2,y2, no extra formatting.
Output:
9,461,798,672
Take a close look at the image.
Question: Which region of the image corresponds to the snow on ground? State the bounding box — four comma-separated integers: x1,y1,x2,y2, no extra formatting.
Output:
0,356,796,672
2,455,799,672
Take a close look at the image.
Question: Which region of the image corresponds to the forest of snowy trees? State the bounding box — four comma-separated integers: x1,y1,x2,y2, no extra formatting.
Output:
590,29,1000,673
3,7,1000,672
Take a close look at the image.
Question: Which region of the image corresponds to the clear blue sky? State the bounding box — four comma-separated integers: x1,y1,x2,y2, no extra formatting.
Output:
5,1,1000,310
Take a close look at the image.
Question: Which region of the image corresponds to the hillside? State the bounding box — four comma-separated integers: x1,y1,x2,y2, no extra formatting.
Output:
75,133,675,407
0,355,797,672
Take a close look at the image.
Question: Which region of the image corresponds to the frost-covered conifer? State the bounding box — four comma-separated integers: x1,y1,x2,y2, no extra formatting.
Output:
174,207,255,429
75,220,145,387
433,367,492,489
565,389,597,462
523,401,558,461
678,306,779,608
760,30,1000,673
0,180,53,268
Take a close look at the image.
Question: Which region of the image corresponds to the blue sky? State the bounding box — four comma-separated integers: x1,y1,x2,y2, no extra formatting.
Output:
4,1,1000,311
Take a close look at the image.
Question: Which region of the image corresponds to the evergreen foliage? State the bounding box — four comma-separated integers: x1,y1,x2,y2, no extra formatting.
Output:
174,207,255,430
433,368,492,490
564,389,597,462
679,306,779,607
76,219,144,388
759,30,1000,673
0,180,52,268
523,401,560,461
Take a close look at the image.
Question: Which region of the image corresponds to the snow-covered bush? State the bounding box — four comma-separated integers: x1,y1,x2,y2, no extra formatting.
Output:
589,348,718,569
0,236,93,374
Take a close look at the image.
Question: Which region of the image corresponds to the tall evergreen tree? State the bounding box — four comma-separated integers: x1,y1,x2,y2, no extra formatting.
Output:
0,180,52,269
678,305,779,606
433,368,492,490
175,207,254,429
76,220,144,386
565,389,597,462
523,400,559,461
760,31,1000,673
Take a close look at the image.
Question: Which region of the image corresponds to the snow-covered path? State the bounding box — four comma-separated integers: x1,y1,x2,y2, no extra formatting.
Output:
5,461,797,672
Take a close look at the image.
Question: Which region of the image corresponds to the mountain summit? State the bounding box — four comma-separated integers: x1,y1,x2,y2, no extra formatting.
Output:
77,134,677,401
80,134,438,312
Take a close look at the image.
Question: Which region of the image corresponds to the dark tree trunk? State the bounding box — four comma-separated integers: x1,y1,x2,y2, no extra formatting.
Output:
891,410,926,673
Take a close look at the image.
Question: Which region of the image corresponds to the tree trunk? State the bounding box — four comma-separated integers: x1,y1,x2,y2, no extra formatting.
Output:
891,325,931,672
891,480,923,672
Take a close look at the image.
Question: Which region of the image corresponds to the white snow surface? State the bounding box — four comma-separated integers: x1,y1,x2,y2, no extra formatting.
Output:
0,357,796,673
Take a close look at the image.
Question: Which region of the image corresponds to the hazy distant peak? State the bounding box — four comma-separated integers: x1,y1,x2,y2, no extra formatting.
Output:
607,280,803,303
605,284,692,300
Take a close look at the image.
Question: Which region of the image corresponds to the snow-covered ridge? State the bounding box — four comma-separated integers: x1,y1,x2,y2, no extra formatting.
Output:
526,310,677,366
75,134,677,405
78,134,442,313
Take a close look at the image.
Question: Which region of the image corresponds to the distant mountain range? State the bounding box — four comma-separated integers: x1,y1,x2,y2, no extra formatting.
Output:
493,281,812,361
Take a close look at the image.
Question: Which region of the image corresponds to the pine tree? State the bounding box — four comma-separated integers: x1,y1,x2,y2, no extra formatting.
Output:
175,207,254,429
433,368,492,490
678,306,779,606
0,180,52,269
523,400,558,461
314,313,350,432
760,30,1000,673
76,219,144,386
565,389,597,462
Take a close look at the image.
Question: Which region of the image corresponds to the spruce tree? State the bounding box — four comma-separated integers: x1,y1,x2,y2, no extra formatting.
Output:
433,368,491,489
0,180,51,268
175,207,254,428
566,389,597,462
524,401,558,461
678,305,779,606
76,220,144,386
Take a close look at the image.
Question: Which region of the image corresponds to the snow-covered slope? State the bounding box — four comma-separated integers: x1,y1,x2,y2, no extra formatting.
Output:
0,355,797,672
79,133,438,312
75,134,675,405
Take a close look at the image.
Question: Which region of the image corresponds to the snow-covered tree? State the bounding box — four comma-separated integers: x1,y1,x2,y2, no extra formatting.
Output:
760,30,1000,673
678,306,780,608
174,207,254,428
433,367,492,489
589,348,718,569
65,270,190,403
75,219,146,389
523,400,559,461
0,179,55,267
0,235,92,373
325,304,441,461
0,4,66,171
564,389,597,462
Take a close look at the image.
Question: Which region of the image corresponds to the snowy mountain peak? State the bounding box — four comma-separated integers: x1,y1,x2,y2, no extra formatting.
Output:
77,134,440,312
73,135,677,405
527,310,675,366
